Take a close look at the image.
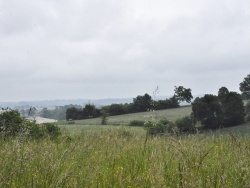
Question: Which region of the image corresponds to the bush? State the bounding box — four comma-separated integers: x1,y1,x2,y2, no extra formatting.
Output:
144,119,177,135
28,123,61,140
175,116,195,133
44,123,61,139
129,120,144,127
0,109,25,137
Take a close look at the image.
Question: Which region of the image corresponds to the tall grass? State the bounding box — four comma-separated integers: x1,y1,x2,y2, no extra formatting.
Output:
1,126,250,187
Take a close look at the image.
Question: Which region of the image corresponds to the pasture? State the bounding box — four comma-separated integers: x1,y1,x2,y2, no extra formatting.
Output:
1,105,250,187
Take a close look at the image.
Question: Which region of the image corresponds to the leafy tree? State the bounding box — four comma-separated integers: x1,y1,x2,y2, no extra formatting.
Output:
107,104,126,115
239,74,250,96
0,109,24,136
218,87,229,101
192,95,222,129
83,104,98,118
66,107,82,120
218,88,245,127
174,86,193,103
133,93,152,112
100,111,108,125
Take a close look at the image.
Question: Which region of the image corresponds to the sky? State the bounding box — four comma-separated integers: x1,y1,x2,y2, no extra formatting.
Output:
0,0,250,102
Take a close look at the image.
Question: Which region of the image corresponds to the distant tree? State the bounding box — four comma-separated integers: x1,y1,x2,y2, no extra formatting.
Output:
167,96,180,108
218,87,229,101
239,74,250,96
192,95,222,129
218,88,245,127
41,108,51,118
133,93,152,112
107,104,126,116
83,104,98,118
100,111,108,125
66,107,82,120
174,86,193,103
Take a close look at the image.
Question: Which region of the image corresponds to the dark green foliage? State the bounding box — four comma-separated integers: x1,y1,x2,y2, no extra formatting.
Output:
218,87,229,101
0,109,61,140
66,107,82,120
239,74,250,96
154,97,180,110
245,101,250,114
219,91,245,127
27,122,44,139
133,93,152,112
106,104,127,115
101,111,108,125
129,120,144,127
83,104,100,118
44,123,61,139
0,109,24,137
66,104,100,121
192,95,222,129
245,101,250,122
174,86,193,103
41,105,81,120
28,123,61,140
175,116,195,133
144,119,177,135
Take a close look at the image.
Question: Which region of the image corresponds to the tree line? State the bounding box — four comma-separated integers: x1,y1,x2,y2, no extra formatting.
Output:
63,86,193,121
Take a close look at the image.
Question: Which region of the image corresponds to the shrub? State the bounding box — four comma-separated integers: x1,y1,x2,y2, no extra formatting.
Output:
145,119,177,135
43,123,61,139
27,122,45,139
129,120,144,127
175,116,195,133
0,109,25,137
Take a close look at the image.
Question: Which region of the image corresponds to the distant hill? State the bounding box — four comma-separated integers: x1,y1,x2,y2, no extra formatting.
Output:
0,94,205,109
0,98,134,109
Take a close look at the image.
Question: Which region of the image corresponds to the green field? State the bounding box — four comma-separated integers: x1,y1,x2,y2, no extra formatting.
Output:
1,106,250,187
60,106,192,126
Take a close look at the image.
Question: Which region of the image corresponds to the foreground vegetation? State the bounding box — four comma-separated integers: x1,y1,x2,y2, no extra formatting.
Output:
1,124,250,187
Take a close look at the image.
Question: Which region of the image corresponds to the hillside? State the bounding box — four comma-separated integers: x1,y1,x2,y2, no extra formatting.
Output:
60,106,192,125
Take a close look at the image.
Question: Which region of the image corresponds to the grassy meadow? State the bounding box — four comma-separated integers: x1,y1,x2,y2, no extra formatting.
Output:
1,106,250,187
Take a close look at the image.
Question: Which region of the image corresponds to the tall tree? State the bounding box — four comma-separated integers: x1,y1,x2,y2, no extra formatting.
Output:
239,74,250,96
174,86,193,103
218,87,245,127
192,95,222,129
133,93,152,112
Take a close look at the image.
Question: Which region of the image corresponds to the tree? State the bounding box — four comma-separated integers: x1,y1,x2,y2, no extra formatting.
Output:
66,107,82,120
239,74,250,96
107,104,126,116
0,109,24,136
133,93,152,112
218,88,245,127
83,104,98,118
174,86,193,103
192,95,222,129
218,87,229,101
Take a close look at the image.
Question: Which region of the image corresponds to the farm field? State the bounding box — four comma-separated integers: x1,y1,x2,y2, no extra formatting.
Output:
60,105,192,126
1,105,250,187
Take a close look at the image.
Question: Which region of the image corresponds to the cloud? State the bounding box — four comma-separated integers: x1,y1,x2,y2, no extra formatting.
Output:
0,0,250,101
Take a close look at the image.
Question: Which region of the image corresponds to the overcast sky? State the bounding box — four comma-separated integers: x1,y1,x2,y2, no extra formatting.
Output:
0,0,250,102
